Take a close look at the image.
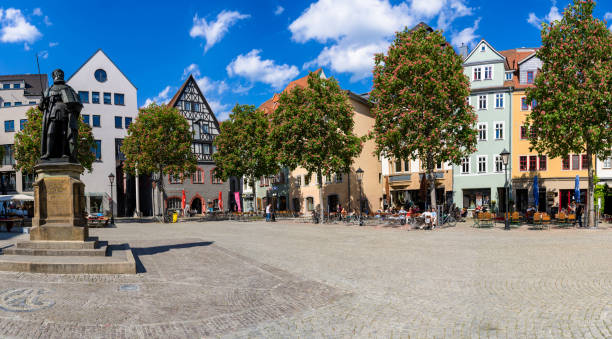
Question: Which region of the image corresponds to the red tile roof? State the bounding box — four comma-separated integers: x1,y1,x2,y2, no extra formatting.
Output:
258,68,323,114
499,48,540,89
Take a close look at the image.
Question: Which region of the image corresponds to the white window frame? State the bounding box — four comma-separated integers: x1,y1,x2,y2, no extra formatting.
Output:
473,67,482,81
495,155,504,173
480,44,486,52
505,72,513,81
495,93,504,108
461,157,470,174
603,157,612,169
478,122,488,141
494,121,504,140
478,95,487,110
478,155,488,173
484,65,493,80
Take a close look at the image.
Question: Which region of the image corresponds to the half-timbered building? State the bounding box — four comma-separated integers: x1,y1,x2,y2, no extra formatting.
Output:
162,74,238,214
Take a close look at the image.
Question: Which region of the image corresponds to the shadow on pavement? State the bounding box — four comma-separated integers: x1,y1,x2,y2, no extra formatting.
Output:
128,241,215,273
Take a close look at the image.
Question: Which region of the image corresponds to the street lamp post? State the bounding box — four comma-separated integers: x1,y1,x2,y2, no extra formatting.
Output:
500,149,510,230
356,168,364,226
108,173,115,224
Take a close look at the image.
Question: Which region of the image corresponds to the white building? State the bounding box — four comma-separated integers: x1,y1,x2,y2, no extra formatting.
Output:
0,74,47,195
67,49,145,216
596,154,612,215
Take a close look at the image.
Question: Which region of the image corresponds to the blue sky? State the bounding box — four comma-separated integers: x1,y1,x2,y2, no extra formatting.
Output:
1,0,610,120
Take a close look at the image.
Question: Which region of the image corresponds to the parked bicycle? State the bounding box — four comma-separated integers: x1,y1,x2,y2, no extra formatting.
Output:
439,212,457,227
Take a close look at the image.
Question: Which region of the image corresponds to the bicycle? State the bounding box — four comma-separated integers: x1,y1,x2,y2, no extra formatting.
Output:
439,213,457,227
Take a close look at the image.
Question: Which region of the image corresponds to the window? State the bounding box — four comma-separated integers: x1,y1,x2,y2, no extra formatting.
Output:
306,197,314,211
2,84,9,89
505,72,513,80
520,156,528,171
14,102,22,106
192,169,204,184
478,156,487,173
211,169,222,184
335,173,343,183
581,154,588,169
461,157,469,174
168,198,181,210
603,157,612,168
404,159,410,172
92,115,101,127
520,126,528,139
436,161,442,170
184,102,191,111
94,69,107,82
114,116,122,129
478,123,487,141
495,122,504,139
484,66,492,80
562,156,570,170
78,91,89,103
539,156,547,170
2,102,10,107
92,92,100,104
495,155,503,172
13,83,20,89
325,174,332,183
495,93,504,108
480,45,486,52
125,117,132,129
92,140,101,161
379,173,382,184
29,101,36,105
169,174,182,184
530,127,537,139
521,97,529,110
22,173,35,191
82,114,90,125
202,123,209,134
1,145,14,166
4,120,14,132
114,93,124,105
19,119,27,130
527,71,534,83
572,154,580,170
478,95,487,110
296,175,302,187
395,161,402,173
193,103,200,112
473,67,481,81
304,174,311,186
529,155,537,171
103,92,111,104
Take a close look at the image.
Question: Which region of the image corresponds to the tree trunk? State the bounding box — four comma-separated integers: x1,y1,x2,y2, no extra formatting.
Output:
159,165,166,222
251,179,257,213
587,150,594,227
317,170,324,223
427,155,437,226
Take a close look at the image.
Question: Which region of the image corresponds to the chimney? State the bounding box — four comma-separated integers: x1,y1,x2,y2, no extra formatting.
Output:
459,43,469,58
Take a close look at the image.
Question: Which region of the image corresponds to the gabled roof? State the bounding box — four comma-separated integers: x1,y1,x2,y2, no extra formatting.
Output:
0,74,48,96
167,74,222,129
499,48,541,89
67,49,137,90
463,39,506,64
258,68,324,114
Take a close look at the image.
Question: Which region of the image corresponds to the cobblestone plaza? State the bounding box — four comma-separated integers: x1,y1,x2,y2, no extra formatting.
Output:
0,220,610,338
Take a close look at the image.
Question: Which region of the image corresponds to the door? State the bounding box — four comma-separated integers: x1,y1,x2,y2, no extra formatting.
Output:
191,198,202,214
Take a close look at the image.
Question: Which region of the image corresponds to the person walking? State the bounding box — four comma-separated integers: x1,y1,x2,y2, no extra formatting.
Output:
576,203,584,227
265,203,272,222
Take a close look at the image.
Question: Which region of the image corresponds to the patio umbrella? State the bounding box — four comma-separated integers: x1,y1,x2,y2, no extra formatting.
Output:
218,191,223,211
533,175,539,210
181,189,186,210
574,175,580,203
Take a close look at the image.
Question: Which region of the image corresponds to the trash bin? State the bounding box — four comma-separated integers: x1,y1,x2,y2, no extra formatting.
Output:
172,211,178,223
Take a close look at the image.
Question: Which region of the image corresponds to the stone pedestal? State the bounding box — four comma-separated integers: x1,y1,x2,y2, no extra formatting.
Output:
30,162,88,241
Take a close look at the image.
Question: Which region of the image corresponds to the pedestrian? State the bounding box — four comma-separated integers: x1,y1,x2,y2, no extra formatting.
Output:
576,203,584,227
265,203,271,222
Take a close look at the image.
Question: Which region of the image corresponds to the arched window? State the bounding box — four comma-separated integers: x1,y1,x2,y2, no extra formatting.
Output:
94,69,107,82
306,197,314,211
167,198,181,210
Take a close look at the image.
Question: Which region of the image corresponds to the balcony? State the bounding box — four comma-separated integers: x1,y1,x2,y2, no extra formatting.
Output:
389,174,411,182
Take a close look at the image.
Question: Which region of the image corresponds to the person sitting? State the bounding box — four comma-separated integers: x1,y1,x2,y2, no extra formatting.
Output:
398,206,407,225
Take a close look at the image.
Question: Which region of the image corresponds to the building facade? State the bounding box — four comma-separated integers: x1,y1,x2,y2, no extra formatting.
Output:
161,74,237,214
0,74,47,196
67,49,151,216
453,40,513,212
596,154,612,215
502,48,590,213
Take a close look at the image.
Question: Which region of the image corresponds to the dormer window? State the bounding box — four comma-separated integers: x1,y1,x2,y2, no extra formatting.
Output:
505,72,513,81
480,45,486,52
527,71,534,83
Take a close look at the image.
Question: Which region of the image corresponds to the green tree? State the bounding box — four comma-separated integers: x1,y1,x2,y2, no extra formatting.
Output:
525,0,612,227
371,25,477,214
270,73,362,220
213,104,278,211
14,107,96,174
121,103,197,220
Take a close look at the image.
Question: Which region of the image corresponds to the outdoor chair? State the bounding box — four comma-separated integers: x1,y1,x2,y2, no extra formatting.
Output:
476,212,493,228
511,212,521,225
567,214,576,227
541,213,551,230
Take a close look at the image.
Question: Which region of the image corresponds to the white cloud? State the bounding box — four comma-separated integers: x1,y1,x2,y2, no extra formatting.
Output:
44,16,52,26
32,8,42,16
208,100,231,121
289,0,472,81
450,18,480,48
24,42,30,50
0,8,42,43
49,41,58,47
274,6,285,15
190,10,249,52
182,63,228,95
527,4,562,29
605,12,612,31
226,49,299,89
143,86,174,107
39,50,48,59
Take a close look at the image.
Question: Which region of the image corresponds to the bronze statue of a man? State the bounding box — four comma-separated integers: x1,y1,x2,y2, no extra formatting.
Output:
38,69,82,163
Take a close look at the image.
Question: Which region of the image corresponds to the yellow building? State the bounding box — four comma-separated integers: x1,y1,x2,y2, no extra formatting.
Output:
502,49,590,213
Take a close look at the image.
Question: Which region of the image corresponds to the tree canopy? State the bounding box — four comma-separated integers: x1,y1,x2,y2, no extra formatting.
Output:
14,107,96,174
525,0,611,226
371,25,477,211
